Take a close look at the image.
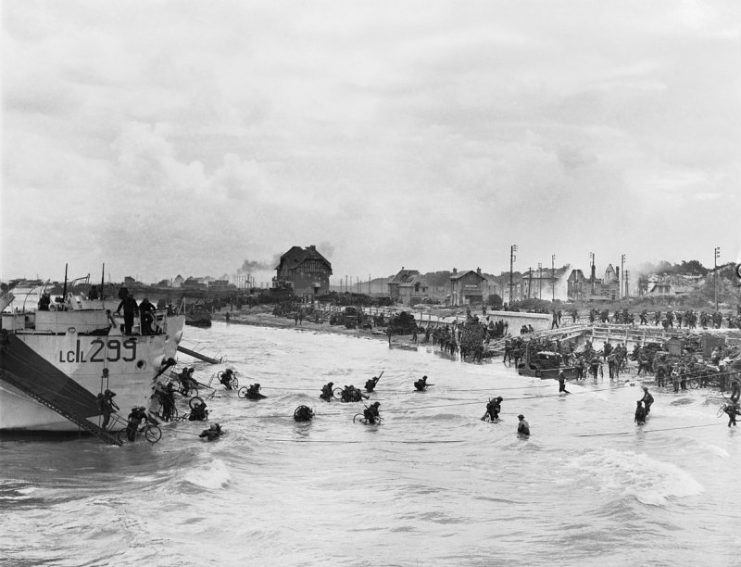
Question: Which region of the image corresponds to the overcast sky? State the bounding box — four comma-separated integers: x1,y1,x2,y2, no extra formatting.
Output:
2,0,740,285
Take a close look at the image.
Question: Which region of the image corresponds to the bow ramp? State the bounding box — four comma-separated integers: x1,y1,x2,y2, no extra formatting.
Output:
0,333,121,445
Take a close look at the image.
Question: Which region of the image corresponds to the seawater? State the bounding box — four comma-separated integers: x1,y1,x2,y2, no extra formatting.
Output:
2,322,740,566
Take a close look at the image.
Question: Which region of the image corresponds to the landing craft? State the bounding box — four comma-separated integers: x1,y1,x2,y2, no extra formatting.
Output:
0,284,184,439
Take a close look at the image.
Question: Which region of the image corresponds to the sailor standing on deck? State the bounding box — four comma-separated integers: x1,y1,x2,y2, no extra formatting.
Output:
138,297,157,335
115,289,139,335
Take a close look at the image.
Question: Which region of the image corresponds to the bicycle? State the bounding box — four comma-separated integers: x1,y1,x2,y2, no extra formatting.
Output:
117,422,162,444
353,413,383,425
211,370,239,391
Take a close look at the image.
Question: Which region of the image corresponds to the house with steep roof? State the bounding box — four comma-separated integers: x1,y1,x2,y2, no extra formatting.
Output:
450,268,487,306
388,268,429,305
275,245,333,297
567,269,587,301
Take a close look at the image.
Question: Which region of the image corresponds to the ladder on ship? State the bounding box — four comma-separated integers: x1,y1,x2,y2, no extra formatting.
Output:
177,344,222,364
0,334,121,446
0,369,121,445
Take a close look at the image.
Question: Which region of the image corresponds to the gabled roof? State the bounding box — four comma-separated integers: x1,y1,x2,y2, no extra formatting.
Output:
389,269,420,285
399,275,426,289
450,270,486,281
277,246,332,272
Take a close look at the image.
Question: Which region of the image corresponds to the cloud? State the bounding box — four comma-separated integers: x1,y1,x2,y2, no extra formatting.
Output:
2,0,740,282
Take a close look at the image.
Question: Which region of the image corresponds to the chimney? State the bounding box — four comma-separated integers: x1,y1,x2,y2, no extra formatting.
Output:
308,245,316,250
590,264,596,283
615,267,620,280
453,267,457,274
477,267,481,275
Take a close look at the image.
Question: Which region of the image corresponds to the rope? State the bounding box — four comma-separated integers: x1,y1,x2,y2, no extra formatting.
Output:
264,438,466,444
404,385,625,410
242,411,347,419
576,422,719,438
248,382,552,394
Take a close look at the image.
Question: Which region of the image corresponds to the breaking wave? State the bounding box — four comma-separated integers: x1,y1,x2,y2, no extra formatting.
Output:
182,459,231,490
568,449,704,506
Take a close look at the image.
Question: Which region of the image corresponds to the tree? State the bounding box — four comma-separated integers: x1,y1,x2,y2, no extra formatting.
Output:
678,260,708,276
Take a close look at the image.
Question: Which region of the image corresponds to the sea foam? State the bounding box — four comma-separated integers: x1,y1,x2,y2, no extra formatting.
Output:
568,448,704,506
182,459,231,490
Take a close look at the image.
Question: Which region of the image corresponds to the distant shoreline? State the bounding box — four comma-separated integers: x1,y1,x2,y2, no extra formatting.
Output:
212,311,395,343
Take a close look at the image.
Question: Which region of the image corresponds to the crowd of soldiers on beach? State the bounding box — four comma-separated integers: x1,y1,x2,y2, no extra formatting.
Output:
577,307,739,330
103,298,741,446
418,315,507,362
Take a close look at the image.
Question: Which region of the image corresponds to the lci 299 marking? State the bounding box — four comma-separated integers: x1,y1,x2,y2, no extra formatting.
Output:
58,338,137,363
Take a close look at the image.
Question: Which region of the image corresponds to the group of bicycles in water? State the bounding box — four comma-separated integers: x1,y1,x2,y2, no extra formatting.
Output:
108,329,741,446
112,365,419,444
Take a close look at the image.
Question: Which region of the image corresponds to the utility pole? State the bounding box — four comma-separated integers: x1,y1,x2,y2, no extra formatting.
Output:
714,246,720,311
625,269,630,298
538,263,543,300
589,252,595,296
527,267,532,298
620,254,626,299
551,254,555,301
509,244,517,304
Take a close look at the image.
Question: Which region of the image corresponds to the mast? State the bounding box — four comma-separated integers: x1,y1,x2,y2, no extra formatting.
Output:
62,263,68,300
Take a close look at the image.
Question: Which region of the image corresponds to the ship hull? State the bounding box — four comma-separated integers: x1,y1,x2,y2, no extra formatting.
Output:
0,314,184,432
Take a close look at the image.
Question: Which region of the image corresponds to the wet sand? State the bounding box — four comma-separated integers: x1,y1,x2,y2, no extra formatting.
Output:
213,309,396,343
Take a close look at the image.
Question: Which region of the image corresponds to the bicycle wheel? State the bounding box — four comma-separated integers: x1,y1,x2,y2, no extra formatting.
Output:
145,425,162,444
238,387,248,398
717,404,727,418
230,377,239,389
688,378,700,390
353,413,365,424
189,396,205,410
333,387,344,399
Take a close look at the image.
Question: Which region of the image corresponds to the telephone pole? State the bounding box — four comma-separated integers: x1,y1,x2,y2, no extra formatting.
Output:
589,252,595,296
538,262,543,300
620,254,626,299
509,244,518,304
714,246,720,311
551,254,556,301
624,269,630,298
